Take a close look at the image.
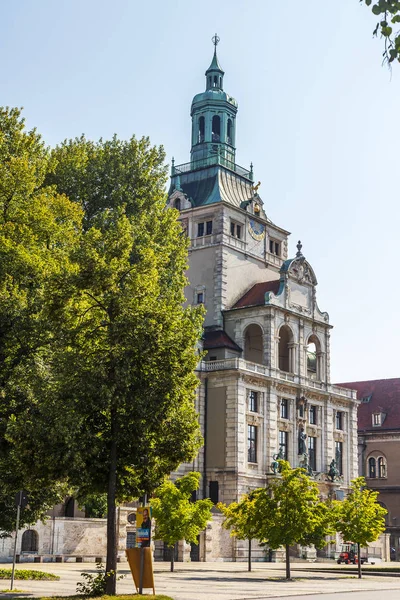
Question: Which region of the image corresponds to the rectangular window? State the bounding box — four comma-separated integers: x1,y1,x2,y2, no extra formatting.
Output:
269,239,281,256
197,222,204,237
196,292,204,304
309,405,317,425
279,430,288,460
280,398,289,419
206,220,213,235
209,481,219,504
308,436,316,471
248,425,257,463
335,441,343,475
249,390,258,413
372,413,382,426
335,411,343,430
230,220,242,239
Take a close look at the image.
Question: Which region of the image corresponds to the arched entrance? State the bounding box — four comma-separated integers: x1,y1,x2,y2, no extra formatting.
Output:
244,324,263,364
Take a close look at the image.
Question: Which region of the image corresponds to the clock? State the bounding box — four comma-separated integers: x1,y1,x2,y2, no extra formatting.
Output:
248,219,265,241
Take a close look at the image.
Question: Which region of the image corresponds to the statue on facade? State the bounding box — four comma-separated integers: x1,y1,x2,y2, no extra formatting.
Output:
328,458,340,482
298,427,307,455
300,452,313,477
271,447,284,474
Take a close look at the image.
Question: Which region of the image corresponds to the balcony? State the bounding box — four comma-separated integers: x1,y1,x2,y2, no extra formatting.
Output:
173,156,252,180
200,358,357,401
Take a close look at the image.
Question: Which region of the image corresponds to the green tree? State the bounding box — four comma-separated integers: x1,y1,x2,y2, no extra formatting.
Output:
7,134,204,594
218,493,258,571
252,461,332,580
361,0,400,64
0,107,82,534
333,476,387,579
151,472,213,572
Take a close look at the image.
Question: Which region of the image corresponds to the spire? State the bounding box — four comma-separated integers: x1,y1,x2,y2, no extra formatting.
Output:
205,34,224,90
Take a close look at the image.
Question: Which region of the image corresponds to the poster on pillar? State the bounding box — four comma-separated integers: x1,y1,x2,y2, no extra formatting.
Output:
136,506,152,547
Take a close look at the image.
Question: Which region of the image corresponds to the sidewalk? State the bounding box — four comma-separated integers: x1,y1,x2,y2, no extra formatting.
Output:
1,561,400,600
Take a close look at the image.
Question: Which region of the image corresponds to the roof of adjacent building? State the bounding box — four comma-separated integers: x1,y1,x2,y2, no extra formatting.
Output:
338,378,400,431
230,280,282,309
203,329,242,352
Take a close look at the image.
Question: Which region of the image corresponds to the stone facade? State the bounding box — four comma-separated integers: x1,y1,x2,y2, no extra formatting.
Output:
168,41,360,561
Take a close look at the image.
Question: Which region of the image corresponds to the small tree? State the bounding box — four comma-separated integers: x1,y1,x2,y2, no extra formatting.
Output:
151,472,213,572
218,494,258,571
334,476,387,579
252,461,333,580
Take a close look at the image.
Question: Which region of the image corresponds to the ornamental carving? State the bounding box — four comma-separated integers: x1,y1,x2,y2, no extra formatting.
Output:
290,259,314,285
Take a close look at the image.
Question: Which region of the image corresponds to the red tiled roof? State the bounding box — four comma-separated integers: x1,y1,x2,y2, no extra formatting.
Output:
337,378,400,431
203,330,241,352
231,280,281,309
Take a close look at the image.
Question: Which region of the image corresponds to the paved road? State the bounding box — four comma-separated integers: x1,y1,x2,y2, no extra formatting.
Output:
1,562,400,599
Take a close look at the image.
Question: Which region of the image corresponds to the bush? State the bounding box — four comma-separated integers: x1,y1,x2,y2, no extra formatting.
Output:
0,569,59,580
76,561,123,597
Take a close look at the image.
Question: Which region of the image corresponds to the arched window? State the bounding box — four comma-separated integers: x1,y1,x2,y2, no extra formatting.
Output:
368,457,376,478
208,76,211,88
244,324,263,364
219,76,222,87
213,75,218,87
198,116,205,143
278,325,293,372
174,198,181,211
21,530,38,553
227,119,232,145
212,115,220,142
306,334,321,379
378,457,387,478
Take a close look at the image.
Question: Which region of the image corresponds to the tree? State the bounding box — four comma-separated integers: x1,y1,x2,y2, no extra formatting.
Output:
251,461,333,580
333,476,387,579
218,493,258,571
0,107,82,534
361,0,400,64
151,472,213,572
7,134,205,594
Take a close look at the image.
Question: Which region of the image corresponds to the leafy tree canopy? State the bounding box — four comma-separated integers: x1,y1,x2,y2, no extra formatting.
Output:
361,0,400,64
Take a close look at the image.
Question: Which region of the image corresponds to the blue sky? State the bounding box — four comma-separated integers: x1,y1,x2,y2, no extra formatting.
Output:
1,0,399,383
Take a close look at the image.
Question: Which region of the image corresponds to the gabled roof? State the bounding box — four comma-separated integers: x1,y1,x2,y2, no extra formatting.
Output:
337,378,400,431
231,280,281,309
203,330,241,352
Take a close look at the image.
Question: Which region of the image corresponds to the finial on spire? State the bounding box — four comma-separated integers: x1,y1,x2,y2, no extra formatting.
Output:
212,33,220,49
171,157,175,176
296,240,303,257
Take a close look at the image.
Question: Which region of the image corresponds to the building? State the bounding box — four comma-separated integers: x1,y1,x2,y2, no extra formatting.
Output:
339,378,400,562
167,38,359,561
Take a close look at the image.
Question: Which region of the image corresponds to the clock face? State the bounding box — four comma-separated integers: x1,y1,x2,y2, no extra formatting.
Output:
248,219,265,241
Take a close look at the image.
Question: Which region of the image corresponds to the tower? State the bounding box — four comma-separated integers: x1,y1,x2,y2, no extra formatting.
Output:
167,38,359,563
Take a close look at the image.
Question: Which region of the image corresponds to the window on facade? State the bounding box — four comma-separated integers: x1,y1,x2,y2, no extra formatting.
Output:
206,220,213,235
196,292,204,304
212,115,221,141
174,198,181,210
308,436,316,471
209,355,217,361
279,430,288,460
198,116,205,143
269,239,281,256
21,530,38,553
280,398,289,419
378,457,387,478
278,325,293,372
227,118,232,144
309,405,317,425
335,411,343,430
335,441,343,475
249,390,258,413
197,221,212,237
197,222,204,237
244,324,263,364
307,342,317,376
368,456,376,478
213,75,218,87
372,413,382,426
209,481,219,504
248,425,257,463
230,221,242,239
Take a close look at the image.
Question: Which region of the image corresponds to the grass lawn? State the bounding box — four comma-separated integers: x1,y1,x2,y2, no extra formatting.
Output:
0,569,59,580
0,597,173,600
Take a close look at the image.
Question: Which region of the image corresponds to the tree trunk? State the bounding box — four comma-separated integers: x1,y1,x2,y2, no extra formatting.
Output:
248,538,252,572
171,545,175,572
285,544,291,580
105,431,118,595
357,542,362,579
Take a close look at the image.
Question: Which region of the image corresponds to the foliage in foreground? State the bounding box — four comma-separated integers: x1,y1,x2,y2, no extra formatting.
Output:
76,562,123,597
361,0,400,64
0,569,59,580
152,472,213,572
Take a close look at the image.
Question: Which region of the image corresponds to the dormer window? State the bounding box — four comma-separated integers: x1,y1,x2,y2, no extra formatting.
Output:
372,413,382,427
174,198,181,210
